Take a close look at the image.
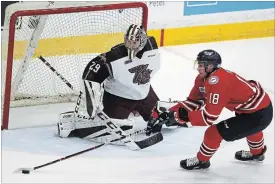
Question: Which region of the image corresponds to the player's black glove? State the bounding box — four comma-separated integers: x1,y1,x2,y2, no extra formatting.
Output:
146,104,170,136
165,108,189,127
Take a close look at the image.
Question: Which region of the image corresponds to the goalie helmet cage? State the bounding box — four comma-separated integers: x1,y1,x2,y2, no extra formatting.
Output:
1,2,148,130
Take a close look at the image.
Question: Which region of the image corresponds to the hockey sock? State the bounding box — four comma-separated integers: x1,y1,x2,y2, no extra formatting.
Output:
197,125,223,162
246,131,264,155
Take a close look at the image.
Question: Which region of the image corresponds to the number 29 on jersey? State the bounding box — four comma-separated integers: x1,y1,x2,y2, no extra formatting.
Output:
89,62,101,73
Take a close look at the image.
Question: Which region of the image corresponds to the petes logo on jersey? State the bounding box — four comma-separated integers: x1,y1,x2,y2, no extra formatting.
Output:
128,64,152,85
209,76,219,85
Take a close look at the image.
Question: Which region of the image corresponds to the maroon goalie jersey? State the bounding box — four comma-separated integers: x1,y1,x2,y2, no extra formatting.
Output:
188,68,271,126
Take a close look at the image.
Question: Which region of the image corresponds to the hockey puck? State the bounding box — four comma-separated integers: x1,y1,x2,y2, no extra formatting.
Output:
22,170,30,174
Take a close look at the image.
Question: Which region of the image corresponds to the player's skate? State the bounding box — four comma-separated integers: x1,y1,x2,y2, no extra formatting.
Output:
180,157,210,170
235,145,267,162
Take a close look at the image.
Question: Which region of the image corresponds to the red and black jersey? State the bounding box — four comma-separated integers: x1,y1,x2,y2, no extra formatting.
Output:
187,68,271,126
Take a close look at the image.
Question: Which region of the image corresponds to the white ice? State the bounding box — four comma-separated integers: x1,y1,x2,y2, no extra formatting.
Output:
1,37,274,183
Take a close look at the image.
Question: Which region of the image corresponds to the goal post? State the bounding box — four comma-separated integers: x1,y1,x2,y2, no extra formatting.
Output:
1,2,148,130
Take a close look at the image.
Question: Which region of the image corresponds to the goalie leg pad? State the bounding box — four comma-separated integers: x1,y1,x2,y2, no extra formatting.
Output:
59,110,135,143
109,118,136,146
57,111,76,138
84,118,136,146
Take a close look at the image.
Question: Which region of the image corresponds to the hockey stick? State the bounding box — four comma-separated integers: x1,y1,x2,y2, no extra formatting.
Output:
39,55,84,112
39,56,163,149
38,56,75,91
15,127,158,174
39,55,82,112
74,92,163,151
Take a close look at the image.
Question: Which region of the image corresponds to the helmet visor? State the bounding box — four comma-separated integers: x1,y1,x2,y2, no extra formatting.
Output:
193,59,198,70
193,59,207,69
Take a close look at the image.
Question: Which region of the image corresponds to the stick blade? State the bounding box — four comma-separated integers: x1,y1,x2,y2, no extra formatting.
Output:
136,132,163,149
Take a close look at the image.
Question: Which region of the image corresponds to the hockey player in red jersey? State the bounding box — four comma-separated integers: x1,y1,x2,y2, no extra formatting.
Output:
147,49,273,170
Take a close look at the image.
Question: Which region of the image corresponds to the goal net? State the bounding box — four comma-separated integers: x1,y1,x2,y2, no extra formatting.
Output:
1,1,148,130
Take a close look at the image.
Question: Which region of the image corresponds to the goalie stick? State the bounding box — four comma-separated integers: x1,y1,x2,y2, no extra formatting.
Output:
39,56,163,150
38,56,75,91
15,127,162,174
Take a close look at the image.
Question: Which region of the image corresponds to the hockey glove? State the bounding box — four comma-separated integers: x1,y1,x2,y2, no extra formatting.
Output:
169,107,189,126
146,103,170,136
168,99,204,126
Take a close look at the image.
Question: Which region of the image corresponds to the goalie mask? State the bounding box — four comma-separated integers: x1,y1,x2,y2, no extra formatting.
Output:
124,24,148,59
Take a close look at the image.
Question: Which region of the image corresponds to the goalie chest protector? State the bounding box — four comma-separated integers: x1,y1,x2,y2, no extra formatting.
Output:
104,37,160,100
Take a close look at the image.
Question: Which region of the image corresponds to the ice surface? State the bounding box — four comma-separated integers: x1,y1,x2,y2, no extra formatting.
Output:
1,37,274,183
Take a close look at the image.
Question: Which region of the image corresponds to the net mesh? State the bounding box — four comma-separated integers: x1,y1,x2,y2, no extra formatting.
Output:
2,2,145,108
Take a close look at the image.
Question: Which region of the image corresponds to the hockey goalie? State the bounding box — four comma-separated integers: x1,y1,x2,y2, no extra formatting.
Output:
57,24,170,150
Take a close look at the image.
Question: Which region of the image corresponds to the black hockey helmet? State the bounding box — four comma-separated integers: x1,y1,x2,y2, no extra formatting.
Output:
124,24,148,59
196,49,222,70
